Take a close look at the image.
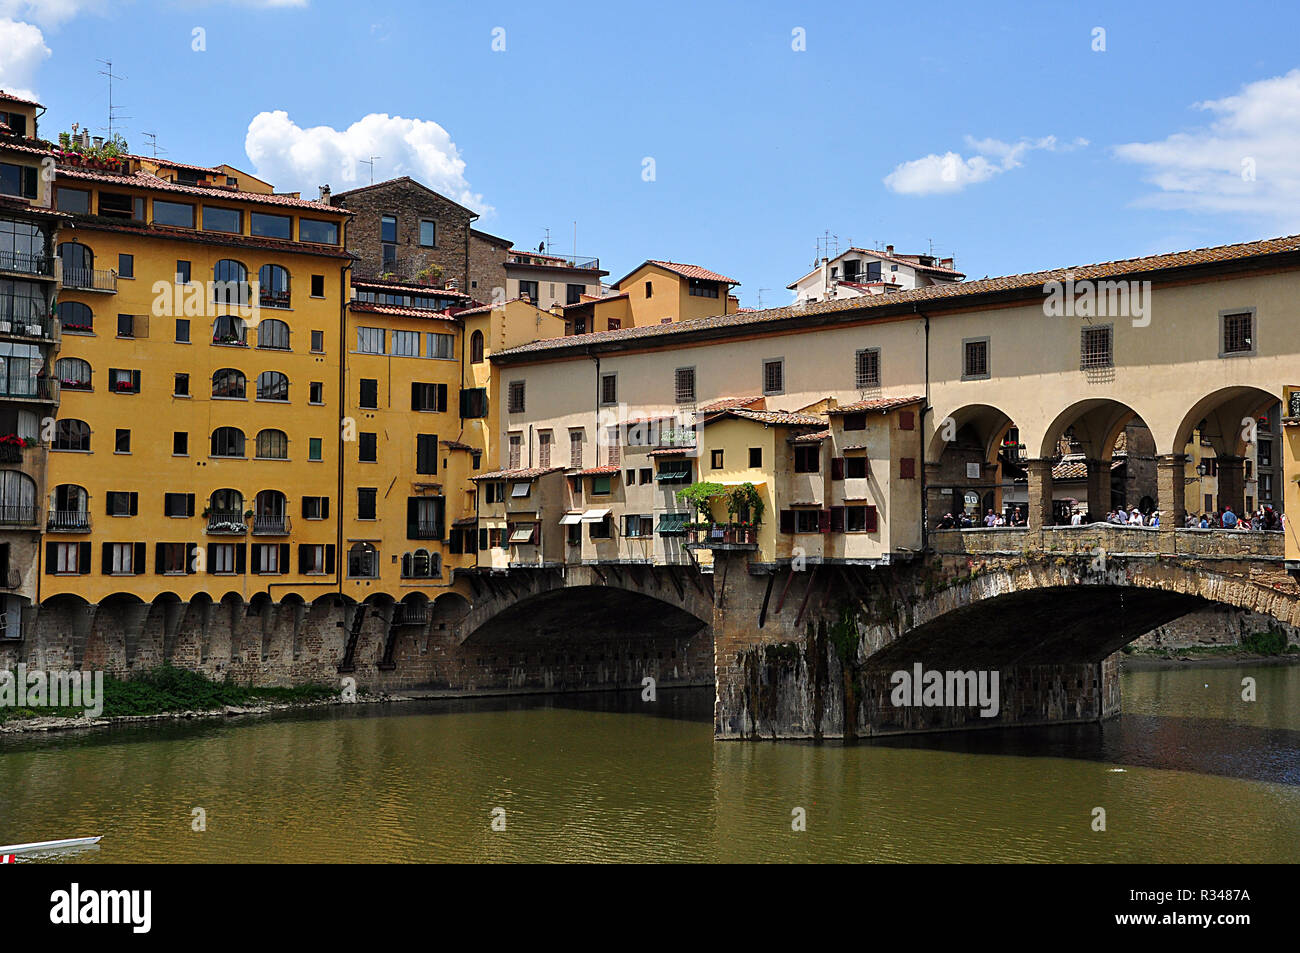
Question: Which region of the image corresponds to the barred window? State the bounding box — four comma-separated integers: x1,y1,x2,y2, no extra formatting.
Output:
855,348,880,389
675,366,696,404
762,359,784,395
963,339,989,379
508,380,525,414
1222,312,1253,354
1080,325,1113,369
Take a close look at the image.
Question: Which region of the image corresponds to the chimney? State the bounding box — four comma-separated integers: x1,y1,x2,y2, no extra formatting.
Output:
319,184,331,203
885,244,894,256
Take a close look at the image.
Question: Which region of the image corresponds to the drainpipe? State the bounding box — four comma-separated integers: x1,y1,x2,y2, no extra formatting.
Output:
916,306,931,552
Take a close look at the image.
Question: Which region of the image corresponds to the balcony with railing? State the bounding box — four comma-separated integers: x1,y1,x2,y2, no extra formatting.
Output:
58,263,117,293
251,514,291,536
46,508,90,532
206,512,249,535
0,504,38,528
392,603,430,626
0,250,55,279
407,520,444,540
507,252,601,271
0,378,58,402
0,314,56,341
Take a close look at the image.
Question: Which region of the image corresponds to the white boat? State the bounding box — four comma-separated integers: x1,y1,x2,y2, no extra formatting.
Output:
0,836,102,855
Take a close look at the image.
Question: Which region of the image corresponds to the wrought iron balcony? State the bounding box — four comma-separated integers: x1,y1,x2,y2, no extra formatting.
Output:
406,521,444,540
59,264,117,293
46,508,90,532
0,377,58,402
251,514,291,535
0,250,55,278
205,512,248,535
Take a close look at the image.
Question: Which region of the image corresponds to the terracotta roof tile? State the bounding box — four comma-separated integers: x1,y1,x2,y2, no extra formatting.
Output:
707,408,825,427
353,276,472,298
348,302,462,320
66,217,352,258
574,465,621,476
698,395,763,414
56,167,347,214
0,90,42,107
562,292,628,310
826,395,925,414
644,260,739,285
469,466,564,481
496,234,1300,362
789,429,831,443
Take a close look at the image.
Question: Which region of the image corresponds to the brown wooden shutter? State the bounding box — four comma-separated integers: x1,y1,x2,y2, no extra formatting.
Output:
779,509,794,533
831,457,845,480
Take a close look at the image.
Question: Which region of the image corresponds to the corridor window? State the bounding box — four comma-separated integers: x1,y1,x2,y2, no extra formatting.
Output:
762,359,784,396
675,367,696,404
507,380,525,414
427,333,454,360
356,326,384,354
855,348,880,389
1080,325,1113,369
962,337,990,380
1220,310,1255,356
391,330,418,357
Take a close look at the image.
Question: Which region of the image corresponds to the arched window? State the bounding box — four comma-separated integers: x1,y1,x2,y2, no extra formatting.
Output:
55,358,92,390
212,368,246,398
347,542,378,578
258,264,290,309
49,483,87,529
256,370,289,401
470,329,485,364
57,242,94,288
56,301,93,333
208,488,244,522
255,429,288,459
211,426,246,458
212,314,247,345
401,549,441,579
52,419,90,451
257,318,290,350
253,490,287,533
0,470,35,523
213,259,250,307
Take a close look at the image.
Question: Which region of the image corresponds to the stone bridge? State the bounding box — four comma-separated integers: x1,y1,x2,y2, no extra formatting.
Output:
712,525,1300,740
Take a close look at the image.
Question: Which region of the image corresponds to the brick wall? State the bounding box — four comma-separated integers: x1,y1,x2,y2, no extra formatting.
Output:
334,178,474,288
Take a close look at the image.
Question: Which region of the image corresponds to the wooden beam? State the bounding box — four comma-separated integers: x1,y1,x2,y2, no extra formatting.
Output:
774,565,798,614
794,565,820,627
757,571,775,628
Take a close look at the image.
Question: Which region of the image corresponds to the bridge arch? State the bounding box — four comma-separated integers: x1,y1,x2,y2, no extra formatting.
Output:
1171,384,1280,457
1038,397,1144,460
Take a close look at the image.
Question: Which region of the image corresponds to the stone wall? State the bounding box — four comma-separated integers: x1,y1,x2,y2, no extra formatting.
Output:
1135,604,1300,649
468,231,509,305
334,179,474,287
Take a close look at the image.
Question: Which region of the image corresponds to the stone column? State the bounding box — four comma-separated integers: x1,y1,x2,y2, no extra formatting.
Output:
1155,454,1187,552
1216,455,1246,518
1084,458,1109,522
1025,458,1055,541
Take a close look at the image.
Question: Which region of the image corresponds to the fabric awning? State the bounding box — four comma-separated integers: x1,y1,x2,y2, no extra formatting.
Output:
558,512,584,525
581,508,611,522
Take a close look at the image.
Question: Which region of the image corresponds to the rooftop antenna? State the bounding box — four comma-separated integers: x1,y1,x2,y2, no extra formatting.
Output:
928,238,935,257
141,131,165,159
815,231,840,265
361,156,380,185
97,58,129,141
756,288,772,308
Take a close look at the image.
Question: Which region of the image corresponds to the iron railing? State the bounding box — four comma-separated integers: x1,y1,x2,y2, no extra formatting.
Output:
59,265,117,292
0,250,55,277
46,508,89,531
251,514,291,535
0,378,58,401
206,512,248,535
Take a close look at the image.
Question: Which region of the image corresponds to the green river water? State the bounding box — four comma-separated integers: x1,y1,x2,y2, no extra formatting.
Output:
1,663,1297,863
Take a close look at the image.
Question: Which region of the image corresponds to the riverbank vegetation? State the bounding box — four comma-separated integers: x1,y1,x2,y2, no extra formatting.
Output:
1122,628,1298,661
0,665,337,722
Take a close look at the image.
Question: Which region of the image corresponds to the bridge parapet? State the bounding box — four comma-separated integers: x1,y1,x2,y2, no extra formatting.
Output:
932,525,1283,560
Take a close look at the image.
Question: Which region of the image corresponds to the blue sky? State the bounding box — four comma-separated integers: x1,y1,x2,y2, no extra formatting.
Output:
5,0,1300,305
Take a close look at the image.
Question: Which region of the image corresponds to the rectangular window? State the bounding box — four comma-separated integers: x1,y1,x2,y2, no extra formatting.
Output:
310,275,325,297
54,542,81,574
109,543,135,575
510,482,532,499
299,219,339,245
1259,439,1273,468
309,437,322,461
427,332,454,360
300,544,327,575
358,488,377,520
794,445,820,473
591,476,611,496
538,431,552,468
675,367,696,404
55,187,90,213
391,330,418,357
302,497,328,520
963,338,990,380
846,505,878,532
843,412,866,431
566,283,585,305
164,493,194,518
569,430,584,468
359,432,378,462
118,253,134,278
98,192,144,221
1080,325,1113,369
640,467,652,484
762,358,784,395
795,509,821,533
175,318,190,343
508,380,526,414
900,457,916,479
106,491,135,516
359,378,378,409
845,455,867,479
211,543,236,575
159,543,189,575
412,382,448,412
855,348,880,389
1221,310,1255,356
600,374,617,405
115,428,131,453
202,206,242,234
311,329,325,352
711,449,724,469
460,387,488,418
0,162,38,199
899,410,915,431
688,279,719,298
381,215,397,244
416,434,439,475
589,515,612,539
255,544,280,574
607,427,621,466
174,373,189,397
356,327,384,353
309,381,324,404
250,212,292,240
109,368,140,394
173,432,188,455
419,220,436,247
508,434,522,470
518,279,538,303
176,260,192,284
153,200,195,228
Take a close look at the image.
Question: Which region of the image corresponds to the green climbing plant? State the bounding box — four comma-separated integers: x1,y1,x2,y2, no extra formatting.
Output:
725,481,765,526
676,481,725,523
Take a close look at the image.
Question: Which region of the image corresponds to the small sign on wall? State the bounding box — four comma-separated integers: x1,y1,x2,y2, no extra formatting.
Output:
1286,385,1300,420
966,462,982,479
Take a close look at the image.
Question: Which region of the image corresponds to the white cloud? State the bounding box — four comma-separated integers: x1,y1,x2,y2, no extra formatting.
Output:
0,1,106,27
884,134,1086,196
0,17,50,101
1115,69,1300,223
244,110,489,212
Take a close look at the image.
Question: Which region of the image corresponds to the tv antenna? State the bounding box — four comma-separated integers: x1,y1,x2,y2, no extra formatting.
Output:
97,59,129,142
815,230,840,265
361,156,381,185
141,131,165,159
756,288,772,308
